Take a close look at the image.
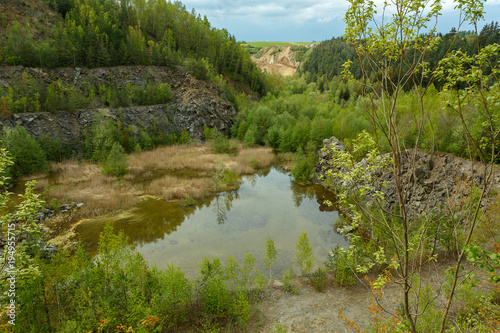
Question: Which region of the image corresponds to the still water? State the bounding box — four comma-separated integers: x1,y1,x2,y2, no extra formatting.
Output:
75,167,347,277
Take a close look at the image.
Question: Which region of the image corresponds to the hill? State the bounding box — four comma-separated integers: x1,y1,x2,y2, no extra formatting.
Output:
0,0,267,95
251,46,301,76
245,43,311,76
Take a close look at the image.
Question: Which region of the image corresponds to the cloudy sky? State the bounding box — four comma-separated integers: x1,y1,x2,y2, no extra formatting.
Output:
180,0,500,42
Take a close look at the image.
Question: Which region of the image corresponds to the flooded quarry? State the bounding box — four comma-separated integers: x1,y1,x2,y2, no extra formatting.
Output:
72,167,346,277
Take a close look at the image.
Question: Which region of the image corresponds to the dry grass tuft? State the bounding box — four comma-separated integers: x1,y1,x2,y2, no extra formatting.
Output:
46,174,140,216
234,147,275,174
147,175,211,201
128,144,275,175
49,159,101,184
128,144,215,173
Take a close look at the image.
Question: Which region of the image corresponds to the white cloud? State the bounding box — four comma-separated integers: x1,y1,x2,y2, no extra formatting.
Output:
181,0,500,41
185,0,348,24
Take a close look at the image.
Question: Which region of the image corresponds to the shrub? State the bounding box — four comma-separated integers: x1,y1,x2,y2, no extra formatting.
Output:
309,268,328,292
214,134,230,154
179,129,191,144
198,258,233,319
89,114,119,161
295,231,315,275
37,134,65,161
2,126,49,178
264,235,278,279
204,126,230,153
290,144,316,183
225,252,266,293
185,57,213,80
102,142,128,176
151,265,193,329
281,268,297,294
325,245,357,286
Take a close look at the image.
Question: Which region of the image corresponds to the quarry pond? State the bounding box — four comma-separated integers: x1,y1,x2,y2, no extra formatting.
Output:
73,167,347,277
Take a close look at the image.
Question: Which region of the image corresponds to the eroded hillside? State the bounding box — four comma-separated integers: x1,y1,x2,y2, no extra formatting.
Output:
251,46,302,76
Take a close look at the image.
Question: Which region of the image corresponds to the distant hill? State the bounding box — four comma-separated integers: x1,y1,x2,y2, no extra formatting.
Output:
242,42,312,76
250,46,303,76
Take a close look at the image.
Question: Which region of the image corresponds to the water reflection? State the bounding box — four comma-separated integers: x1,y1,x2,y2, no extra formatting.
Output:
212,191,238,224
74,167,347,277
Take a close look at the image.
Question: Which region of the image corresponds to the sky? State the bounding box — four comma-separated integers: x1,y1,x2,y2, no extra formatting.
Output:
180,0,500,42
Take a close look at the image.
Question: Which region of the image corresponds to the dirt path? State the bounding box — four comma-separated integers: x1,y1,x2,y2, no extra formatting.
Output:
258,276,378,332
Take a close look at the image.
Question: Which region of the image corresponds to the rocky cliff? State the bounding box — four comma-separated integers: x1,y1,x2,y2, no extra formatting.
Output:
316,137,500,221
0,65,235,147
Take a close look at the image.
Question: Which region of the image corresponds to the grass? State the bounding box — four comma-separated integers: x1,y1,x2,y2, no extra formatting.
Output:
37,143,275,237
147,176,212,201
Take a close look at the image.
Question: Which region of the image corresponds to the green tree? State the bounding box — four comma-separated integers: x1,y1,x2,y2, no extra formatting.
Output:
0,148,45,322
102,142,128,176
335,0,497,332
295,231,314,275
263,235,277,279
2,126,49,178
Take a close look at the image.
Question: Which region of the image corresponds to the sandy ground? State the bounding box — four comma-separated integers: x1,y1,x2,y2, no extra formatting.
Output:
252,46,300,76
256,260,496,333
258,276,379,332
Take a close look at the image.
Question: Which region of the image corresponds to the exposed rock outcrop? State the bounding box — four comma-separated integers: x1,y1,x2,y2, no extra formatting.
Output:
316,137,500,221
0,66,235,147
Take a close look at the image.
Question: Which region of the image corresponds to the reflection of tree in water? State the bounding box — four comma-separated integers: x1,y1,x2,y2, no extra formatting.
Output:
255,167,272,177
212,190,238,224
247,174,258,188
290,181,338,212
120,199,205,247
290,181,315,207
78,195,221,252
245,167,272,188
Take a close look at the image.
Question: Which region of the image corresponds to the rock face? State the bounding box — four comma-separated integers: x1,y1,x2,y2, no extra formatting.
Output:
0,66,235,147
316,137,500,221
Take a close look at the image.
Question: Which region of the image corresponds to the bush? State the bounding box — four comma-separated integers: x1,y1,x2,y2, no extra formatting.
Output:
185,57,213,80
290,144,317,183
89,114,119,161
204,126,230,153
2,126,49,178
325,245,357,286
281,267,297,294
102,142,128,176
179,129,191,144
309,268,328,292
151,265,193,329
37,134,65,161
295,231,315,275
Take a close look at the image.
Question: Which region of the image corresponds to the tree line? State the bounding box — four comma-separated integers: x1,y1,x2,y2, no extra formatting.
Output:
299,21,500,89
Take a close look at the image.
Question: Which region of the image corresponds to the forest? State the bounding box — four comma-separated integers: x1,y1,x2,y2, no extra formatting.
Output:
299,21,500,87
1,0,500,332
0,0,268,94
